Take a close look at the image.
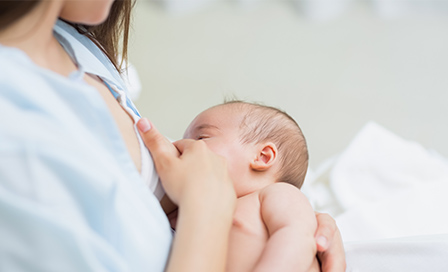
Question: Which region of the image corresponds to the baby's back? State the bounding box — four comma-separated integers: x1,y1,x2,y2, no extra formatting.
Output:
226,191,268,272
226,183,319,272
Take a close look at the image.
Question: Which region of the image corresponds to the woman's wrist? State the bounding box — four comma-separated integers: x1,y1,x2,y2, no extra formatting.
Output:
166,195,235,272
176,175,236,219
179,189,235,227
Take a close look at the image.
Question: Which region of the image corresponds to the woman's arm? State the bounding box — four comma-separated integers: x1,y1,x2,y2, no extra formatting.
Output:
137,119,236,272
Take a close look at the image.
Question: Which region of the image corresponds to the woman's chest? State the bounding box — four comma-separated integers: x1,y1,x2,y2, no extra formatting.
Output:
84,74,142,172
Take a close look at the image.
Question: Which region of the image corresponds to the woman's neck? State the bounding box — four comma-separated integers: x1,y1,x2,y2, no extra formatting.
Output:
0,2,76,76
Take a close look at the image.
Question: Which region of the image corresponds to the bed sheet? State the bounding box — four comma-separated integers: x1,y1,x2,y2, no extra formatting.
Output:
302,122,448,271
345,234,448,271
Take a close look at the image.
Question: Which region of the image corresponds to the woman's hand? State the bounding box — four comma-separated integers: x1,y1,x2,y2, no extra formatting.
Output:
137,118,236,272
314,212,346,272
137,118,235,207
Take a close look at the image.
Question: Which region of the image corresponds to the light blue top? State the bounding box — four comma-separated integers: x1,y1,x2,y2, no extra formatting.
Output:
0,20,172,271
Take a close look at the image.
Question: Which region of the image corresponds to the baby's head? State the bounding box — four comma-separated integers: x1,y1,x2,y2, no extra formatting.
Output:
184,100,308,196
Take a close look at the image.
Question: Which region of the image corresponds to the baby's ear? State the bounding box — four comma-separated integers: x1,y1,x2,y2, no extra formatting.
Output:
250,142,278,171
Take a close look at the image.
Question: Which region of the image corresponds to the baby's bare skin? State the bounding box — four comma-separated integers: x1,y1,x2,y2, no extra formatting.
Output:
227,191,268,271
226,183,319,272
183,103,320,271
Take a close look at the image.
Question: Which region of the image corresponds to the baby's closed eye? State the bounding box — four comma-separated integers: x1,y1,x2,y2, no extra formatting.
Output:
197,135,210,140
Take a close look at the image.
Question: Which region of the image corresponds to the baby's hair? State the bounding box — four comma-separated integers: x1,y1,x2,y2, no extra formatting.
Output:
220,100,308,189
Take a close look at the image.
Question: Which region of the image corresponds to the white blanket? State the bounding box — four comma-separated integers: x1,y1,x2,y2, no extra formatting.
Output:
345,234,448,272
303,122,448,271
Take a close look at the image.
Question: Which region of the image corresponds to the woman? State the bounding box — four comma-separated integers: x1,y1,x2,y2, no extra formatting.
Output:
0,1,345,271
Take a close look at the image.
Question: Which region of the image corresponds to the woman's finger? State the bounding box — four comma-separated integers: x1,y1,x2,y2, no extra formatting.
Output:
173,138,208,156
317,230,346,272
137,118,179,171
315,213,336,251
315,212,346,272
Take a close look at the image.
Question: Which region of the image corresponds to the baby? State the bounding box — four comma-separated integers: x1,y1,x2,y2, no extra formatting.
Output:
183,100,318,272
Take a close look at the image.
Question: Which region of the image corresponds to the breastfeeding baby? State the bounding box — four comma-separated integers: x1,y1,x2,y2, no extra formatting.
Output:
181,100,319,272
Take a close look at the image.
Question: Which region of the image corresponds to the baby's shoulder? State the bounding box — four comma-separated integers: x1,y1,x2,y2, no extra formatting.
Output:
259,182,303,199
259,183,314,228
259,182,311,212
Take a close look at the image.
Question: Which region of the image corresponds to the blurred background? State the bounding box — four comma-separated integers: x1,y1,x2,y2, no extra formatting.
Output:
128,0,448,168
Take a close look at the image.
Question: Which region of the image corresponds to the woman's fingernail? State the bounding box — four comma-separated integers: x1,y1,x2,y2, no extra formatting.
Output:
138,118,151,133
316,236,328,248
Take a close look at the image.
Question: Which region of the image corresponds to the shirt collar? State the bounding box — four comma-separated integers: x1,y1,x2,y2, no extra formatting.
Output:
53,20,126,90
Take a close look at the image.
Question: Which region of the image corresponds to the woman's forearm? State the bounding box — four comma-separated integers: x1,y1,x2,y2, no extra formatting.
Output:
165,200,234,272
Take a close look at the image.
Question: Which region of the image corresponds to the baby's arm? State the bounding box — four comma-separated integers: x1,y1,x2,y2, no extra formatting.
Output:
254,182,318,272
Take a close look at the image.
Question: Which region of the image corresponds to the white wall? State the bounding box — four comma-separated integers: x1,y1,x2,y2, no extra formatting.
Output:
129,1,448,167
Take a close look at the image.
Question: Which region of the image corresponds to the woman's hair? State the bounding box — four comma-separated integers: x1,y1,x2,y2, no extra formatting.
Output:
0,0,135,73
0,2,40,30
222,100,309,189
